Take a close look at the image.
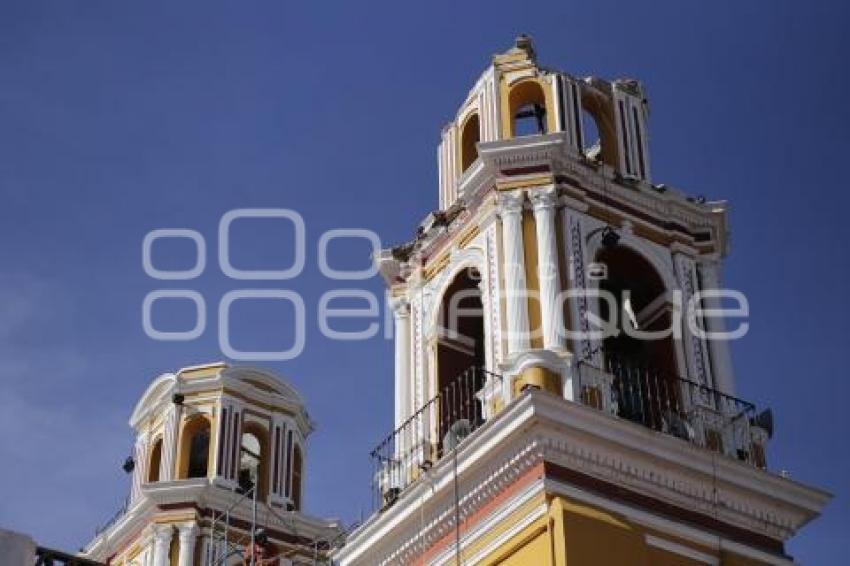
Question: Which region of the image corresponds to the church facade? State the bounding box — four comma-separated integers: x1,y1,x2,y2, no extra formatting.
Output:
334,37,830,565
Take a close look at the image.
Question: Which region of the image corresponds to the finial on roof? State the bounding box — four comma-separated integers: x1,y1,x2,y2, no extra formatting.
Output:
515,34,535,58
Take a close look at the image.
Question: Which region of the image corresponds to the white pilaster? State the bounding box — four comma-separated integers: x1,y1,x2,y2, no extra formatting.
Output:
530,186,566,351
177,523,199,566
152,524,173,566
130,432,148,503
673,252,713,387
390,296,411,430
161,405,180,481
697,260,737,396
498,190,530,355
390,293,413,487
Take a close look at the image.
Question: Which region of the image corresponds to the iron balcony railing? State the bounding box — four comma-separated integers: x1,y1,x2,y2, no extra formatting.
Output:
370,356,769,512
370,366,503,511
579,354,768,467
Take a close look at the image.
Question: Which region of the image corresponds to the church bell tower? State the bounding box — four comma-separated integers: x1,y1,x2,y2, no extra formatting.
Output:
336,36,830,565
82,362,341,566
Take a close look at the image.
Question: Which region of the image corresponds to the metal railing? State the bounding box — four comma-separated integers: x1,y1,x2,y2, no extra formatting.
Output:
580,354,765,465
369,355,767,512
370,366,502,511
609,355,754,432
92,495,130,538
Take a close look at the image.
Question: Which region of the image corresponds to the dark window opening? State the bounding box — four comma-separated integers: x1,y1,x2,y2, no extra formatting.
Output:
187,427,209,478
436,268,486,451
148,438,162,483
238,431,262,493
178,416,211,480
581,110,601,159
597,246,679,429
460,113,481,173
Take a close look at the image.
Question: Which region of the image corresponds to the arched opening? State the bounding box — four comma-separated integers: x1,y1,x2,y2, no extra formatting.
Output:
596,245,680,430
147,437,162,483
581,110,601,160
460,113,480,173
177,416,211,480
238,423,269,500
291,445,303,511
509,81,548,138
435,267,485,450
580,91,618,167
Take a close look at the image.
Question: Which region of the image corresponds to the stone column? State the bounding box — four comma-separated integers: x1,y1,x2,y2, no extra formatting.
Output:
177,523,199,566
152,524,173,566
530,186,566,351
697,260,737,396
390,296,411,430
498,190,530,355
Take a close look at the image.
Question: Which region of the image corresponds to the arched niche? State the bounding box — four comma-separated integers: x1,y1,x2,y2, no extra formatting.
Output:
580,88,619,167
591,241,684,429
459,112,481,173
507,79,550,138
147,437,163,483
433,266,486,450
177,414,212,480
239,421,270,501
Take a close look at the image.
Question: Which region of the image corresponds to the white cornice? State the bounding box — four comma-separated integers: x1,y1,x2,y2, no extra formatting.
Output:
129,364,313,436
474,134,727,252
335,392,830,566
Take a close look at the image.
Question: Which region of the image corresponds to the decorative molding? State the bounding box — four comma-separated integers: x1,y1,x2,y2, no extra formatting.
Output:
336,392,830,566
674,253,711,386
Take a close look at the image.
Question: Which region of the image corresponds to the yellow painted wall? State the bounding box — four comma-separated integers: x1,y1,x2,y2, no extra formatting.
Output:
522,211,542,350
556,498,647,565
467,495,779,566
495,529,550,566
478,521,550,566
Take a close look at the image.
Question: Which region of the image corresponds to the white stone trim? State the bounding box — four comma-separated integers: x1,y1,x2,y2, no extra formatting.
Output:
336,392,829,566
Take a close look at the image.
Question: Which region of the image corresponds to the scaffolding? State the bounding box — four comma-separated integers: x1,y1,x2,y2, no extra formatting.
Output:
206,481,345,566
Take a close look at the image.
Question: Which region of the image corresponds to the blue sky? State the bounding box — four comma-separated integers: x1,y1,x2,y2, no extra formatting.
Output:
0,0,847,562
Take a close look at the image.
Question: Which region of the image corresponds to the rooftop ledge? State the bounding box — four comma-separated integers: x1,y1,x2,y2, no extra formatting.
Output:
83,478,338,560
337,389,831,565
